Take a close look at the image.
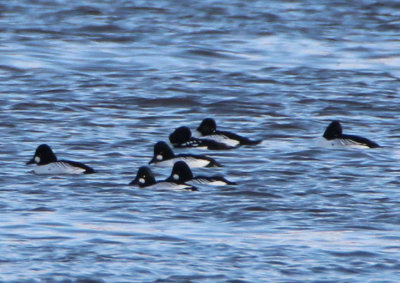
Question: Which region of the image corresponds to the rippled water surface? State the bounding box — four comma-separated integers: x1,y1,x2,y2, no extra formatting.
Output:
1,0,400,282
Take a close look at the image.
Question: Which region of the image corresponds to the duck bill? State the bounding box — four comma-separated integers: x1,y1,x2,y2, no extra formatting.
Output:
129,177,139,186
148,158,156,165
26,158,35,165
165,176,174,182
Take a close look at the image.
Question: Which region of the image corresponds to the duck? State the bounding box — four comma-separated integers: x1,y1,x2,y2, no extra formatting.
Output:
169,126,235,150
196,118,262,147
26,144,95,174
166,161,236,186
320,121,380,148
129,166,197,191
149,141,222,167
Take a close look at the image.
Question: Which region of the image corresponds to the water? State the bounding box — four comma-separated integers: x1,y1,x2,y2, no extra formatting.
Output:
1,0,400,281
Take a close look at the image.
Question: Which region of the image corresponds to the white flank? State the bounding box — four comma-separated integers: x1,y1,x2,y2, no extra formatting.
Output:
152,157,210,168
151,159,176,167
206,180,228,186
33,162,86,175
190,179,227,186
206,134,240,147
147,182,194,191
180,157,210,168
316,137,369,149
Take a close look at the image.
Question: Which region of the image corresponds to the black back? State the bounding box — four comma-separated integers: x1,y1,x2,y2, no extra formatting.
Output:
61,160,96,174
218,130,262,146
341,134,380,148
323,121,380,148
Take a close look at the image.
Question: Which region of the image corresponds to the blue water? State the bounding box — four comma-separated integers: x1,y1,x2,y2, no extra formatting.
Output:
1,0,400,282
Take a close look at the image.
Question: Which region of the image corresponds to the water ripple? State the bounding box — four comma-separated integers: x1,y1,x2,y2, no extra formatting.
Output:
1,0,400,281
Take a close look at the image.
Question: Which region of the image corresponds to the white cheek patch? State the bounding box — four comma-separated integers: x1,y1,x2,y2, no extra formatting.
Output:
35,156,40,163
139,178,145,184
173,174,179,180
156,154,163,161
